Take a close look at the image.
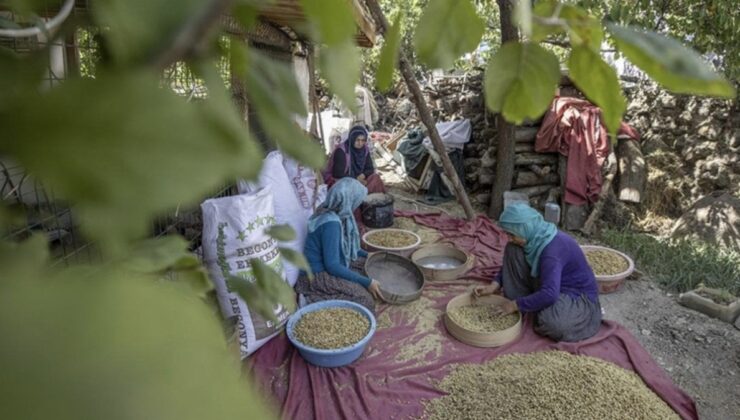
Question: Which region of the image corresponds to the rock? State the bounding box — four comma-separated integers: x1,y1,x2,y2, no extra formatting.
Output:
641,329,652,336
697,121,722,139
698,101,712,117
734,316,740,331
671,192,740,252
475,193,491,205
657,91,677,108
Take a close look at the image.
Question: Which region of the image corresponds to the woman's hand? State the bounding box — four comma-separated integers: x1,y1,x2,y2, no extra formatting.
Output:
368,279,384,301
472,283,500,298
491,298,518,316
357,173,367,186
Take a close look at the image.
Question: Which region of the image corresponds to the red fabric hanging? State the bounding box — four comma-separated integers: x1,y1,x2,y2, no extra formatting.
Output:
536,97,640,205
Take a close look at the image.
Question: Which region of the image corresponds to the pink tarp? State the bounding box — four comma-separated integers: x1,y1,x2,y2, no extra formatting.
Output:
249,212,697,420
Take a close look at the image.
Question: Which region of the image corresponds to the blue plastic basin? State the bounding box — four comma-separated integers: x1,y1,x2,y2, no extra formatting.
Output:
286,300,376,368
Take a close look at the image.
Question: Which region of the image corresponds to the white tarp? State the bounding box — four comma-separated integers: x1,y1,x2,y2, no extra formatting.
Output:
422,119,472,150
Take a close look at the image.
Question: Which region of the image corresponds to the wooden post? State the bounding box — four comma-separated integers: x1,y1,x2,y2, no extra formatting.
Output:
581,151,618,235
366,0,475,220
488,0,519,219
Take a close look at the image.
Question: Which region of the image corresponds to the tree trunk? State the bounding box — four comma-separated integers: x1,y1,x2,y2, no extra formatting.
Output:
366,0,475,220
488,0,520,219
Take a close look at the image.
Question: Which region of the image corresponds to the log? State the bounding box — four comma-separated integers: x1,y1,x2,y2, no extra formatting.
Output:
512,184,557,198
514,171,560,188
366,0,475,220
515,153,558,166
530,164,552,177
481,148,496,168
581,152,618,235
515,127,539,143
515,143,535,153
617,137,646,203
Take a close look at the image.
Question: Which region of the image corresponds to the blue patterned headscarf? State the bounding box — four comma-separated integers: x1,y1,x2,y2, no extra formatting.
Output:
499,203,558,277
308,178,368,265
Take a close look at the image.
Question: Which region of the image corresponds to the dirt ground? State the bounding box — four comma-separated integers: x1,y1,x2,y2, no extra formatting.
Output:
601,280,740,420
383,177,740,420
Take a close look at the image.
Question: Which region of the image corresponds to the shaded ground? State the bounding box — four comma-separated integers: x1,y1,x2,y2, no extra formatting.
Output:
382,171,740,420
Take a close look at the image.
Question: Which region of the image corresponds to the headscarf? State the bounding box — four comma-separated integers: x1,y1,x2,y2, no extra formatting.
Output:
344,125,369,178
308,178,368,265
499,203,558,277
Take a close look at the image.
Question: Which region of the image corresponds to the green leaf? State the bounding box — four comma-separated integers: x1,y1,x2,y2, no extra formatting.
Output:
231,0,275,30
561,6,603,51
266,224,296,242
484,42,561,124
299,0,356,46
531,1,562,42
242,48,326,168
91,0,205,65
0,235,49,281
0,270,274,419
117,236,191,272
376,12,403,92
567,46,626,137
319,39,361,113
413,0,485,69
607,24,736,98
0,72,263,255
0,203,26,230
279,247,312,279
0,49,47,111
227,259,295,322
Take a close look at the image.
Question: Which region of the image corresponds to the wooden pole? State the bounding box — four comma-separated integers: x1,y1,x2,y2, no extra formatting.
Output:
487,0,519,219
581,151,617,235
365,0,475,220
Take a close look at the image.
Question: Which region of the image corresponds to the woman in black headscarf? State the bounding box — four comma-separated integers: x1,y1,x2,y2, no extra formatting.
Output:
327,125,385,194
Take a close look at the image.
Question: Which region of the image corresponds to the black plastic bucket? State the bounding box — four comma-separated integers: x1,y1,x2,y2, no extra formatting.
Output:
361,193,394,228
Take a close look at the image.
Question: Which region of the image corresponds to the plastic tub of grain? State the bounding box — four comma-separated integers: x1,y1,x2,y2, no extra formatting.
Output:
286,300,376,368
365,252,425,304
411,244,474,282
362,228,421,258
444,292,522,347
581,245,635,294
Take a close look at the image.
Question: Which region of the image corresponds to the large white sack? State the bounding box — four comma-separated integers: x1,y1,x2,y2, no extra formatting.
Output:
201,186,294,359
282,158,327,217
237,151,306,287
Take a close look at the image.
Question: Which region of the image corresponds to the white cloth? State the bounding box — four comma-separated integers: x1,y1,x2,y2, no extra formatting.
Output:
422,119,472,150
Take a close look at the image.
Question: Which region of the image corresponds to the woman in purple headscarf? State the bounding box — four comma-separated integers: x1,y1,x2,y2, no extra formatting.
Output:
326,125,386,194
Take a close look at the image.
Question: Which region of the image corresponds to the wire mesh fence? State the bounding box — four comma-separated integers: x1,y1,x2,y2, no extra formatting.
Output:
1,4,240,264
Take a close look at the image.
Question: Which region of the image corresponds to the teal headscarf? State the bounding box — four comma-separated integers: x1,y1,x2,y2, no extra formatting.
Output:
499,203,558,277
308,178,368,266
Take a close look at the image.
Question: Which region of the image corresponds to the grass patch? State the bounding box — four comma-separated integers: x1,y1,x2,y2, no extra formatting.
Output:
599,229,740,295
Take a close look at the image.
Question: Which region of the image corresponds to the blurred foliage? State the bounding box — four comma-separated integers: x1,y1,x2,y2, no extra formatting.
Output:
0,0,736,418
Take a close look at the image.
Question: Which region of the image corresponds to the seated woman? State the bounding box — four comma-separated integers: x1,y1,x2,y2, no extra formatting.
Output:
475,203,601,342
327,125,386,194
295,178,384,313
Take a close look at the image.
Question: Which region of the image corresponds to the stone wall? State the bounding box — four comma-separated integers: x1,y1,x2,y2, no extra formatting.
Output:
624,82,739,208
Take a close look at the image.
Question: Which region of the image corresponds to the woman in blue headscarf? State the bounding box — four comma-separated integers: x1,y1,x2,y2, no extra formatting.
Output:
474,203,602,342
295,178,383,313
326,125,386,194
